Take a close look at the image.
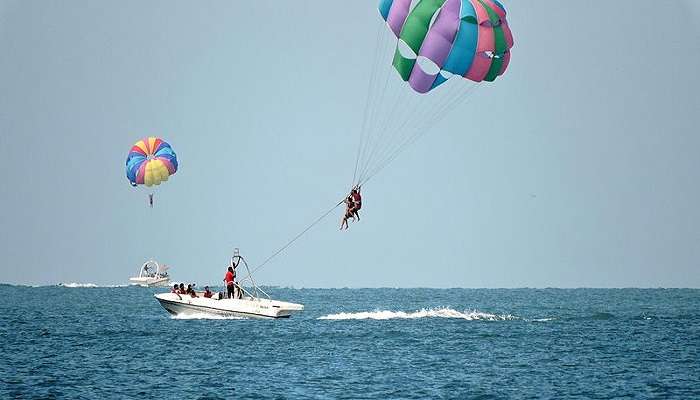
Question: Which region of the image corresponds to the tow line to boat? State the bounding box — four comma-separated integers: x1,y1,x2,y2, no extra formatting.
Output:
239,199,344,284
244,160,391,283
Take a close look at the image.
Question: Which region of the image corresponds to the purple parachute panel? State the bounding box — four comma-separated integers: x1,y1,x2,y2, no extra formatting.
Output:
408,0,461,93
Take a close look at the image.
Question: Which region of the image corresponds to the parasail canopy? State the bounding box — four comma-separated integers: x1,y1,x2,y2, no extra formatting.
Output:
349,0,515,187
379,0,514,93
126,137,178,187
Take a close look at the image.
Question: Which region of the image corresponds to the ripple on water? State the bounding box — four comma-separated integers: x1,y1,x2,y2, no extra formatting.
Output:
0,286,698,399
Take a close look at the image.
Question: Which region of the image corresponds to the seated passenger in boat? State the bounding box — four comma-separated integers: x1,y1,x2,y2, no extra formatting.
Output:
171,284,178,294
186,284,198,298
203,286,213,298
178,283,186,294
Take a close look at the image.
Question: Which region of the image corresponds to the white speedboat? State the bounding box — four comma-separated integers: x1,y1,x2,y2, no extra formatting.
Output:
129,260,171,287
154,249,303,319
154,292,304,319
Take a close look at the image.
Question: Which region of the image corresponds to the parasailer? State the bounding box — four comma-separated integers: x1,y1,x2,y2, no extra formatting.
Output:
350,186,362,221
125,137,178,207
342,0,514,226
220,1,514,279
339,186,363,230
340,193,355,230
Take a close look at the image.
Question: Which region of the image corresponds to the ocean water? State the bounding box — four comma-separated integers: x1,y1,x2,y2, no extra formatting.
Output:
1,286,698,399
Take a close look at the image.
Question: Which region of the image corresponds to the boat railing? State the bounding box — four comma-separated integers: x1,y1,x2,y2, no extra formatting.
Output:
235,282,270,301
231,252,271,301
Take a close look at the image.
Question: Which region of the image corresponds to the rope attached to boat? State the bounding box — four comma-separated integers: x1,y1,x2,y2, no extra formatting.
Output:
242,199,344,280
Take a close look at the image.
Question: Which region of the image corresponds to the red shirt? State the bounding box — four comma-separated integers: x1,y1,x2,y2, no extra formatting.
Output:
225,270,234,285
352,192,361,203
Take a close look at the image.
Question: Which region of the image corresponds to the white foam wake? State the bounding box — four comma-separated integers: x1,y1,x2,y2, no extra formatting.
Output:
60,282,99,288
58,283,127,288
318,308,517,321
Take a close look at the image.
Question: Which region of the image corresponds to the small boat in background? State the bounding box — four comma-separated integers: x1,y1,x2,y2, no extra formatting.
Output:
129,260,171,287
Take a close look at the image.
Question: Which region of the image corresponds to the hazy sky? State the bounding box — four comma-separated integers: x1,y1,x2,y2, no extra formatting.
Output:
1,1,698,287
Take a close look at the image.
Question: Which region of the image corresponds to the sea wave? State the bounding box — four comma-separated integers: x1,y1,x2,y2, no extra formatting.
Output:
318,308,517,321
58,283,127,288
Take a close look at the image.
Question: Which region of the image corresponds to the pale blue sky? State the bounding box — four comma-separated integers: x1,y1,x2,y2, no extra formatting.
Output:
1,1,698,287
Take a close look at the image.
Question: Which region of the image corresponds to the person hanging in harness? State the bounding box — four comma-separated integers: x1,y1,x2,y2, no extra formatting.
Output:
350,186,362,221
340,193,355,230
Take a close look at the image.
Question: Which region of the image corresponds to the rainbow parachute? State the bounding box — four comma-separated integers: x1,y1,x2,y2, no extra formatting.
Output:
126,137,178,187
379,0,514,93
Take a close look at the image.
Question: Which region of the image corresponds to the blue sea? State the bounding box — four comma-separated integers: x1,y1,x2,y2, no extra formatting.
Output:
1,285,698,399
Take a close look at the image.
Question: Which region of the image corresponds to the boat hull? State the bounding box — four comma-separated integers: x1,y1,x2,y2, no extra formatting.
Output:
154,293,303,319
129,277,171,287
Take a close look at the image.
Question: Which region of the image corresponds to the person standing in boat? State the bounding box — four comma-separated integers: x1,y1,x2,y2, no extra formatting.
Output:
224,266,235,298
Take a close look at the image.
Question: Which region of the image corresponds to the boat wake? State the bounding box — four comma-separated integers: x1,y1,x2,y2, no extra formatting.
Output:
58,283,127,288
318,308,517,321
60,282,99,288
531,317,557,322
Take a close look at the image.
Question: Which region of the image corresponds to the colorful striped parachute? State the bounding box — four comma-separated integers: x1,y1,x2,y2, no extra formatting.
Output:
349,1,514,187
126,137,178,187
379,0,514,93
